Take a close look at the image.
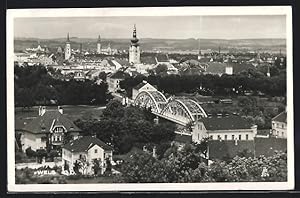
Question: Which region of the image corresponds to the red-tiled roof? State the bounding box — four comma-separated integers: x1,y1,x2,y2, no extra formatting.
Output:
23,110,82,134
272,111,287,123
200,116,253,131
63,136,113,152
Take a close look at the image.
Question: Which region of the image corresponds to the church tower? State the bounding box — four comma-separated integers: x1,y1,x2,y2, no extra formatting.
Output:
197,38,202,60
65,33,71,60
129,24,140,64
97,35,101,54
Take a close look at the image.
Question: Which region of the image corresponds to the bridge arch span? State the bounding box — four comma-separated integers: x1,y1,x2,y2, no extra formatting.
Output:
134,90,167,113
160,98,207,125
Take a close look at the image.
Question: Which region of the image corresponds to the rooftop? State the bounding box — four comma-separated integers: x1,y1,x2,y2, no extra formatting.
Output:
63,136,113,152
200,116,253,131
23,109,82,134
272,111,287,123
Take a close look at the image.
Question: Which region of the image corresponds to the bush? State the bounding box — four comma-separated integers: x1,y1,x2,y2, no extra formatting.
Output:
25,147,36,158
48,150,59,161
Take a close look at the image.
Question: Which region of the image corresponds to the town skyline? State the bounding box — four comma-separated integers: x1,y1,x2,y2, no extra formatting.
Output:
14,15,286,40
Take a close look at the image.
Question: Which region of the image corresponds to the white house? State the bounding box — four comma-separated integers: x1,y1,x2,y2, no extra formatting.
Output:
20,106,82,152
192,116,257,143
271,111,287,139
62,136,113,174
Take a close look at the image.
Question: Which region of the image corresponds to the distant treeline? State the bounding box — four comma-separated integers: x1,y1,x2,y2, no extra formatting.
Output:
14,65,112,108
120,69,286,97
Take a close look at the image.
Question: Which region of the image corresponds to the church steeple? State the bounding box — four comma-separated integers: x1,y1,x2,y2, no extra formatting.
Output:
65,33,71,60
129,24,141,64
131,24,139,46
97,35,101,54
198,38,202,60
66,32,70,43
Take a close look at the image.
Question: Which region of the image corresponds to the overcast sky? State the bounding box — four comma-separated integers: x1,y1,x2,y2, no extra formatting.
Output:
14,15,286,39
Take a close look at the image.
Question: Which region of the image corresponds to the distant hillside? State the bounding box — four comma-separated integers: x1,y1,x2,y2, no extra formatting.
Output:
14,37,286,53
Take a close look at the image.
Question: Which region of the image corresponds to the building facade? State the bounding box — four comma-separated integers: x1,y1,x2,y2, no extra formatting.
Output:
62,136,113,174
129,24,141,64
271,111,287,138
107,70,128,92
192,116,257,143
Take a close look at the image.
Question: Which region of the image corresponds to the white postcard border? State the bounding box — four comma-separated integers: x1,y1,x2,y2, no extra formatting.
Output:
7,6,294,192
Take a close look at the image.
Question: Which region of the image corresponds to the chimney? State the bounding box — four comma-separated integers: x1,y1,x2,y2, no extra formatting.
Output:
58,106,63,114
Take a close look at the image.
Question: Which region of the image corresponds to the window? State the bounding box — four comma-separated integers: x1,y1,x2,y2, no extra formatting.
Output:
210,135,213,140
232,135,235,140
282,124,284,128
198,134,200,140
94,149,98,154
239,135,242,140
246,134,249,140
282,132,284,137
217,135,221,140
224,135,227,140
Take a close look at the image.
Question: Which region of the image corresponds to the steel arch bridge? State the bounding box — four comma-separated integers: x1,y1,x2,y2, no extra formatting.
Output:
134,91,207,126
133,90,168,113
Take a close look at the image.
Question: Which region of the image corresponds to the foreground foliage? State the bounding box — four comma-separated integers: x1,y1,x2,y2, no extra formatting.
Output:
75,100,176,154
118,144,287,183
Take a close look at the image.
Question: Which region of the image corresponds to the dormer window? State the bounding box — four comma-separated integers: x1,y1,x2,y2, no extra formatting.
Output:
53,126,65,133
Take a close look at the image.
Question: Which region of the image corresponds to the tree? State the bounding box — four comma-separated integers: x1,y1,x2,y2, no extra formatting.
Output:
25,147,36,158
36,149,47,164
155,64,168,75
104,158,112,175
48,150,59,162
102,100,125,119
92,159,102,176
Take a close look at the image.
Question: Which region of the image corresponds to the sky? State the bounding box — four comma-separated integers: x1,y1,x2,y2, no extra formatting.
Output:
14,15,286,39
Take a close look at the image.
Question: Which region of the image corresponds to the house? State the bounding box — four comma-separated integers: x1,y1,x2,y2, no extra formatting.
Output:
62,136,113,174
106,70,129,92
132,80,158,100
191,116,257,160
271,111,287,138
20,106,82,152
192,116,257,143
